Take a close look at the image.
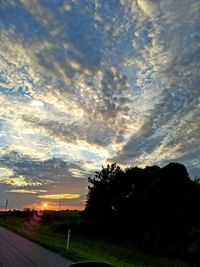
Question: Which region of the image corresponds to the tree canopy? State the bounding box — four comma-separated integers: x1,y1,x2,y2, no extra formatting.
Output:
83,162,200,263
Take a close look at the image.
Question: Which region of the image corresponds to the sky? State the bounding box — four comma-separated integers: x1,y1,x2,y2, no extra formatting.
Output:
0,0,200,210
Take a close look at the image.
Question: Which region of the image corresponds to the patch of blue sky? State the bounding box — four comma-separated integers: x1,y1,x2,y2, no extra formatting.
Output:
0,118,7,134
0,85,32,100
104,33,136,68
145,21,154,32
42,0,68,8
96,0,124,24
58,2,122,66
0,124,10,149
0,2,47,42
58,9,105,69
26,133,52,142
51,145,74,162
80,149,103,162
0,167,8,176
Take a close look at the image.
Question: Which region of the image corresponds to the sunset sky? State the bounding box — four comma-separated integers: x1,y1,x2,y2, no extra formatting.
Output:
0,0,199,210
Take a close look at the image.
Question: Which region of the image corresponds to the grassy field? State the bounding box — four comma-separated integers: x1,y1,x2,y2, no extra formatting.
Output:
0,211,198,267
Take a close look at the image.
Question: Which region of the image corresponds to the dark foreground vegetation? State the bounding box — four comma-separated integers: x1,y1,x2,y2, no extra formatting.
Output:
0,210,196,267
0,162,199,267
84,163,200,265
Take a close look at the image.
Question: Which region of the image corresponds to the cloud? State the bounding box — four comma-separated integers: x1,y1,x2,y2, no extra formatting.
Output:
7,189,47,194
69,168,89,179
0,153,88,204
137,0,160,18
0,175,43,187
108,0,200,175
0,166,13,177
0,1,142,167
37,194,80,200
20,0,54,26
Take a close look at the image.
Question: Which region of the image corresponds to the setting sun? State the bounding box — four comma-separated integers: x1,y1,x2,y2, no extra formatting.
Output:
43,203,48,209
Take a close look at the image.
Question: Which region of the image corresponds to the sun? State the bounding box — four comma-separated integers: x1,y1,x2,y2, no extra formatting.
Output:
43,202,48,208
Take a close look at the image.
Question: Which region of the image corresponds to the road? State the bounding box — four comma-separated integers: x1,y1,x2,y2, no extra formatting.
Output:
0,226,73,267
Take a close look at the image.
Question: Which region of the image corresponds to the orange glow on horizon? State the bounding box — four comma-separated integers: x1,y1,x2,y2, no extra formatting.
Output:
22,201,84,211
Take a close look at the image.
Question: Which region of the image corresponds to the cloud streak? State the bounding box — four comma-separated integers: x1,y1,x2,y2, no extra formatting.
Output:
37,194,80,200
7,189,47,194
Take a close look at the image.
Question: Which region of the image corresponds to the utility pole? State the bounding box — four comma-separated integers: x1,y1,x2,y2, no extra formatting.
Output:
66,229,71,250
5,199,8,212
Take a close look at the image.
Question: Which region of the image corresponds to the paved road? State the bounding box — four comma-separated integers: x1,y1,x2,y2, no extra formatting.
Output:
0,226,73,267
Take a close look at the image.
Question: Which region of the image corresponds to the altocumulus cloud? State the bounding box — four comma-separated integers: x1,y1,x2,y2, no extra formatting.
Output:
0,0,199,209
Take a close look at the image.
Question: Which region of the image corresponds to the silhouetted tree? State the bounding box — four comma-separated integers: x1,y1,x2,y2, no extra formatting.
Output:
84,163,124,231
84,162,200,263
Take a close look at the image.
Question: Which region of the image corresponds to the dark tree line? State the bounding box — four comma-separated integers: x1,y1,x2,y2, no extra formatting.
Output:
83,163,200,264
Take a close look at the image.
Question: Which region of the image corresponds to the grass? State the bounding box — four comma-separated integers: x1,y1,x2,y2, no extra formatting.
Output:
0,212,198,267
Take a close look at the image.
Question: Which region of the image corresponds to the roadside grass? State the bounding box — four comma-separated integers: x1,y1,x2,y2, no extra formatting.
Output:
0,212,197,267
